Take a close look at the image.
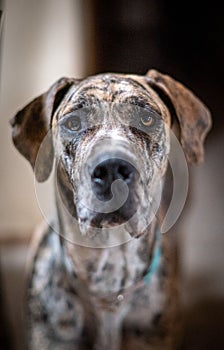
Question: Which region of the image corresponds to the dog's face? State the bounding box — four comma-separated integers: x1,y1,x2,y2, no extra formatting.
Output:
52,74,171,235
10,70,211,239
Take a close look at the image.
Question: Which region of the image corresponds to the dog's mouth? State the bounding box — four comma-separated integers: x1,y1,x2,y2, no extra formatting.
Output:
56,165,160,244
79,191,139,229
75,188,154,240
75,159,156,238
56,139,162,241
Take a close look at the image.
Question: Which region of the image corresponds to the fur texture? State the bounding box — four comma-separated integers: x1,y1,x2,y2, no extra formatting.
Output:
11,70,211,349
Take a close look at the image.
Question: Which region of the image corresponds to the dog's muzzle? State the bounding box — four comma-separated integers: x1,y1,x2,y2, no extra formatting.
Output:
79,138,143,226
90,157,139,224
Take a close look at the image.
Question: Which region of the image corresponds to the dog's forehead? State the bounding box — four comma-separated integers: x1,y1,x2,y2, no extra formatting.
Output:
57,74,170,122
72,74,159,106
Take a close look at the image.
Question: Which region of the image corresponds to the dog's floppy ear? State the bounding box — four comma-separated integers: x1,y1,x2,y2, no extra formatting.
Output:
146,69,212,164
10,77,76,182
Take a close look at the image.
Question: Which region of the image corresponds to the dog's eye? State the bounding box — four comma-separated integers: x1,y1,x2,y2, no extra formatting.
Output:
63,116,81,131
140,114,154,127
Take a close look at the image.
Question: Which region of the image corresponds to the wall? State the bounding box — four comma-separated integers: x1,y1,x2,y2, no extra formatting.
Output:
0,0,86,238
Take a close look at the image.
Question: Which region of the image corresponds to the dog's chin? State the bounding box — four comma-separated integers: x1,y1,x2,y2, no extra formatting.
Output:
76,205,150,239
91,209,136,227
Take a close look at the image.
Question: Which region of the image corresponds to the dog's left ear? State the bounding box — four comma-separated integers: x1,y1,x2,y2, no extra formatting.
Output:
146,69,212,164
10,77,76,182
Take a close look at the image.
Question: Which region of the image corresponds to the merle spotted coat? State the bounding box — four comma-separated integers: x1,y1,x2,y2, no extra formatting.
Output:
11,70,211,349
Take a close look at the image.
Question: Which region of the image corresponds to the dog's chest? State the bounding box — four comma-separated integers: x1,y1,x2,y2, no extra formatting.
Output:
65,237,151,296
28,230,170,349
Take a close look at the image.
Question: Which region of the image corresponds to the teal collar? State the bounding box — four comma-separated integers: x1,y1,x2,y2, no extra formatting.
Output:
143,226,162,284
88,227,162,311
113,227,162,307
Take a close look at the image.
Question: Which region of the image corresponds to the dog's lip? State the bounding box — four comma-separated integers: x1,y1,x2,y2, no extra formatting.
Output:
80,213,143,238
84,202,138,227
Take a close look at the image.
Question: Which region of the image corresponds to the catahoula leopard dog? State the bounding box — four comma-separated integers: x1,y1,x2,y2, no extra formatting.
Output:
11,70,211,350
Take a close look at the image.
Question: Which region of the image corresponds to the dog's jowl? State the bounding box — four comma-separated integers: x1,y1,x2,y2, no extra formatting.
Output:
11,70,211,350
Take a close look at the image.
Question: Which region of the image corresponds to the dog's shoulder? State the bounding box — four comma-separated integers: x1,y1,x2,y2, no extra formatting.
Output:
25,224,85,346
26,222,61,293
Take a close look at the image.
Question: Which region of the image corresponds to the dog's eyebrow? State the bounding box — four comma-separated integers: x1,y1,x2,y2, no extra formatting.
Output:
68,85,107,102
60,96,101,117
121,95,162,115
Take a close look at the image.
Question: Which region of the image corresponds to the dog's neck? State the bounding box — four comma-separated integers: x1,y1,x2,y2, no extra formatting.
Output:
55,191,159,291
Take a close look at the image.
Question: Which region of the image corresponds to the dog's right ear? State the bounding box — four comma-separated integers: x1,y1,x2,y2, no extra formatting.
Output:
10,77,77,182
146,69,212,164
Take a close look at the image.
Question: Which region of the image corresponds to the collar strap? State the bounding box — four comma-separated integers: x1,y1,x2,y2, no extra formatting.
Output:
93,228,162,311
143,231,161,284
118,227,161,295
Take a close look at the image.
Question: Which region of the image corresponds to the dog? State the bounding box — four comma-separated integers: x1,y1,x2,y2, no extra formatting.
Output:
11,69,211,350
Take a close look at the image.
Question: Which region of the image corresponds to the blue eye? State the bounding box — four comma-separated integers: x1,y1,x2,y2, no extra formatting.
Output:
140,114,154,127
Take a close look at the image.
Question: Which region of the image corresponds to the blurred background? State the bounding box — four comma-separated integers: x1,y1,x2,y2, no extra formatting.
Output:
0,0,224,349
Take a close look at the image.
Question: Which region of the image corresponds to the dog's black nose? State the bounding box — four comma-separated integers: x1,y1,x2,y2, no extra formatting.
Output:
91,158,137,200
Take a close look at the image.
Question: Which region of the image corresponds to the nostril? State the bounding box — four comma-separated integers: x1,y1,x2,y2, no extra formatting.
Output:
117,165,132,181
92,164,109,186
94,166,107,179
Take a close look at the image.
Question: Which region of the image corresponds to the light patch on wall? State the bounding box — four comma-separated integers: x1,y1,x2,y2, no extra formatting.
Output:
0,0,86,236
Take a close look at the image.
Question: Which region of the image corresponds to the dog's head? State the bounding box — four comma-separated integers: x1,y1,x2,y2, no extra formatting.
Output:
10,70,211,238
